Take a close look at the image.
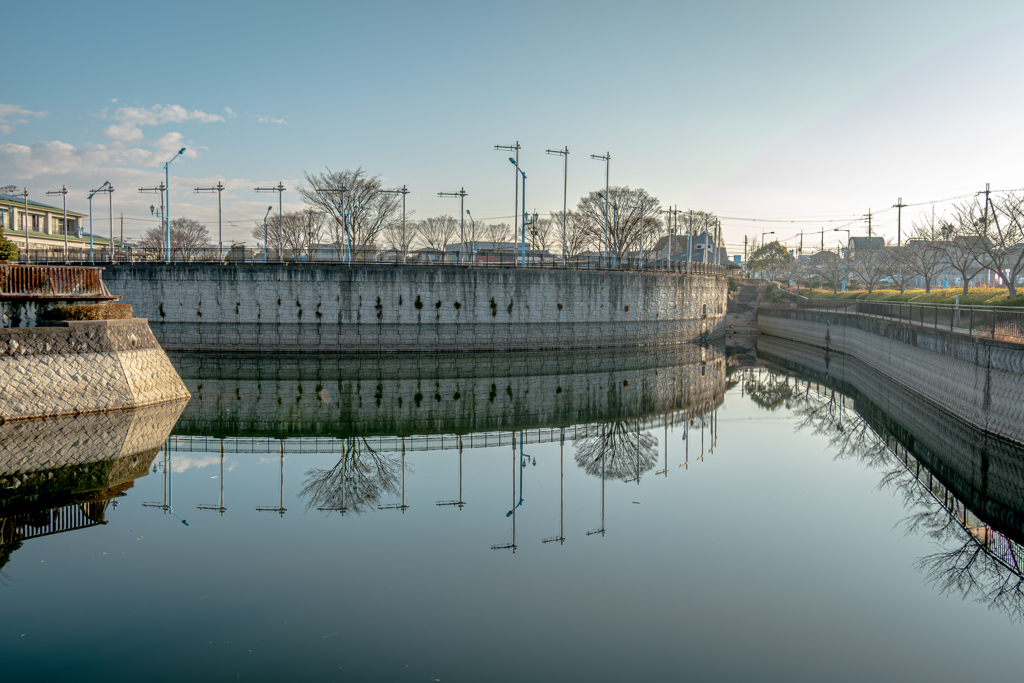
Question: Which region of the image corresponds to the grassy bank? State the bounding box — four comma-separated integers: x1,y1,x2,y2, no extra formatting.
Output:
795,287,1024,307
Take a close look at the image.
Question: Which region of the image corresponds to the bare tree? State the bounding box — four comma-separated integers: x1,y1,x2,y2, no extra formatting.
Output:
945,202,988,296
550,210,591,258
379,214,417,256
480,221,513,245
879,243,914,294
139,217,211,261
299,168,401,259
530,216,556,252
803,249,845,293
905,208,949,293
417,215,458,251
966,192,1024,299
576,187,662,259
847,241,887,293
251,209,325,260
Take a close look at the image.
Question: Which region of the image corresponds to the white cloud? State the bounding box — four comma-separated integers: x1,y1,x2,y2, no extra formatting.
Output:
0,103,47,134
99,103,225,142
223,107,236,118
257,116,287,125
171,455,222,473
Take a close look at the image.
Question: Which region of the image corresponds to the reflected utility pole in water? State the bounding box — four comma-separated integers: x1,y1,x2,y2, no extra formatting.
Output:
197,439,227,515
587,424,607,538
492,432,526,552
380,438,409,512
256,442,287,517
543,428,566,545
656,413,669,477
437,436,465,509
142,438,188,525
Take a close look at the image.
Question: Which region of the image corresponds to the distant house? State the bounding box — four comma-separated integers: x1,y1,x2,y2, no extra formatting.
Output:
848,236,885,251
650,232,728,263
0,193,118,257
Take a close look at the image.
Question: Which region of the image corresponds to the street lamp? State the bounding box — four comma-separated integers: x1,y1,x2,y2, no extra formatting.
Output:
194,181,226,258
834,228,851,292
465,209,475,261
262,206,273,263
546,146,569,266
45,186,69,260
87,182,112,264
379,185,409,261
509,158,532,266
254,182,285,262
591,152,611,266
164,148,186,262
438,188,468,263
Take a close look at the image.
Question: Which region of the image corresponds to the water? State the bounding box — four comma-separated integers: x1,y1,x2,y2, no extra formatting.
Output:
2,342,1022,682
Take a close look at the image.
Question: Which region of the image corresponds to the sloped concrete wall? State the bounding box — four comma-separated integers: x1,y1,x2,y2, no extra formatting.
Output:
758,307,1024,443
105,264,727,352
0,319,191,421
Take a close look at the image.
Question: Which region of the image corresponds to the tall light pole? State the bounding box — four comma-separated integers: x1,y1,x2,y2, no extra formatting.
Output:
495,142,520,265
163,148,186,262
314,186,348,261
509,159,532,267
546,146,569,266
465,209,475,261
262,206,273,263
254,182,285,262
835,228,851,292
88,182,111,264
46,186,69,260
380,185,409,261
438,188,468,262
591,152,611,266
194,181,225,257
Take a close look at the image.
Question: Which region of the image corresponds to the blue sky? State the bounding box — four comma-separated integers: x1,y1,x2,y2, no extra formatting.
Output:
3,0,1023,252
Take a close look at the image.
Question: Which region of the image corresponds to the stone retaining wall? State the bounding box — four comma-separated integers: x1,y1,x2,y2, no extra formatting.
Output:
758,307,1024,443
0,318,192,421
104,264,727,352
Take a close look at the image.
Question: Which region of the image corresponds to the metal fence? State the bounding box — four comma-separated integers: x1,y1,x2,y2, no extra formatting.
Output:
17,247,728,277
796,297,1024,343
0,263,114,299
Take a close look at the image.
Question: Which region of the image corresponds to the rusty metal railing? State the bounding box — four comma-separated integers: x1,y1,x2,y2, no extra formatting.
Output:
0,264,115,299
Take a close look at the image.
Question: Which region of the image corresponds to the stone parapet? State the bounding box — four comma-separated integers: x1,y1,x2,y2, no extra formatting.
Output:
0,319,191,421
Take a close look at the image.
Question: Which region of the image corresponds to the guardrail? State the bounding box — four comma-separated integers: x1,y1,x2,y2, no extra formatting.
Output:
0,264,115,300
17,248,728,277
795,297,1024,343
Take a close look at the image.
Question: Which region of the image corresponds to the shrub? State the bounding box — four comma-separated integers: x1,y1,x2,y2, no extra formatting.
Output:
0,227,18,261
40,302,133,321
727,276,738,292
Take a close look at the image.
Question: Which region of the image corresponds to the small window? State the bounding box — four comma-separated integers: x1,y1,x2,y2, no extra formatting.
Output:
702,303,707,316
32,215,40,229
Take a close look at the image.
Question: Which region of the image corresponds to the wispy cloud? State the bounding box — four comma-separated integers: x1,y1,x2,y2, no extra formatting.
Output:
0,103,47,135
257,115,287,125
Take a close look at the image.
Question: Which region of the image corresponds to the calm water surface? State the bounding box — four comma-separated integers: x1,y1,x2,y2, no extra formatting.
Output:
2,343,1022,682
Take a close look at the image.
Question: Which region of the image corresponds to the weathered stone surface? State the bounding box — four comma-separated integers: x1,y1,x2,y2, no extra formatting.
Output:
758,308,1024,444
0,319,191,421
104,264,728,352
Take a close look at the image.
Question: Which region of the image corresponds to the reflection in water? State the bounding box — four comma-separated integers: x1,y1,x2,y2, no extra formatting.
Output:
0,401,187,575
574,420,659,482
300,437,403,515
754,337,1024,623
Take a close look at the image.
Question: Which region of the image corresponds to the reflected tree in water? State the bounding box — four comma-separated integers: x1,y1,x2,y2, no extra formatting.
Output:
300,438,405,514
573,421,659,482
743,368,796,411
775,369,1024,623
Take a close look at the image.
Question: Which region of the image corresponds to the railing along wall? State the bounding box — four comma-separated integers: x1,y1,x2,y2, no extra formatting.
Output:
18,247,728,277
0,264,114,299
792,297,1024,344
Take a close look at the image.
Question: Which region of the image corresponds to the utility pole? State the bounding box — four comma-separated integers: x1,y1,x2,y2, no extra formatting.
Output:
46,185,69,260
863,208,873,239
195,181,226,257
591,152,611,266
546,146,569,266
892,198,907,246
495,142,520,265
379,185,409,261
438,188,468,262
254,183,285,262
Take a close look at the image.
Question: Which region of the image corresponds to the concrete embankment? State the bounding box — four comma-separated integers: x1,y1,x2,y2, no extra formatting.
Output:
758,307,1024,443
104,264,727,353
0,319,192,421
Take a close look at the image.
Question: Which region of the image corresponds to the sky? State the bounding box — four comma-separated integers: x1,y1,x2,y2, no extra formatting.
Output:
3,0,1024,254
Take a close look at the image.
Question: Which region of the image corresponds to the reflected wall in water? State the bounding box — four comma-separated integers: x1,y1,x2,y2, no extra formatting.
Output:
756,336,1024,622
169,344,726,438
0,401,187,574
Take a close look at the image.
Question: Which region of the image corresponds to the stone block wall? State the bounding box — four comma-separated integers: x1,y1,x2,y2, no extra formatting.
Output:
0,319,192,421
758,307,1024,443
104,264,727,352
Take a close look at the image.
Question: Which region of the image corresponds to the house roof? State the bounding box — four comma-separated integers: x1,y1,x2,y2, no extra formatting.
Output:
0,194,87,217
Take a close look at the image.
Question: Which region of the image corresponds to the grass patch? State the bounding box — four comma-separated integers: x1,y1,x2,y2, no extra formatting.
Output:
799,287,1024,307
